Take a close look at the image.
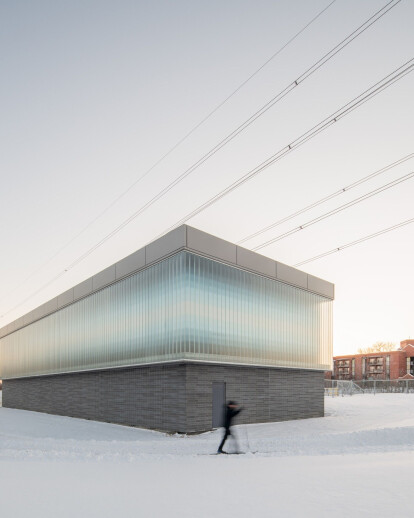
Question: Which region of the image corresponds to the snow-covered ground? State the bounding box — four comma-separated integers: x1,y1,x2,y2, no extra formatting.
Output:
1,394,414,517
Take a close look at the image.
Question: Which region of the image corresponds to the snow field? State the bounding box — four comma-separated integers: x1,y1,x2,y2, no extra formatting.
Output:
1,394,414,517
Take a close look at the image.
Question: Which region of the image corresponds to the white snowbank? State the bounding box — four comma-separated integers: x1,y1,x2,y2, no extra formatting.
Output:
1,394,413,517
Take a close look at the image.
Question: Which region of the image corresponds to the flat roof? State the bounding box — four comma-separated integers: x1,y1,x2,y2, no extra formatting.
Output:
0,225,334,339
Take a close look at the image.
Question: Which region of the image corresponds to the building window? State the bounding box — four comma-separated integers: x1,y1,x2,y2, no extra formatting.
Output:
336,359,351,379
386,356,390,379
352,358,355,379
368,356,383,365
362,358,365,377
364,356,384,379
406,357,414,375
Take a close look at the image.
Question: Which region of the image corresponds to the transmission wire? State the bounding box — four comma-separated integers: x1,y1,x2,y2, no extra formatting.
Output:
0,1,404,322
253,171,414,250
1,0,339,302
58,0,402,268
293,217,414,266
238,152,414,245
159,59,414,236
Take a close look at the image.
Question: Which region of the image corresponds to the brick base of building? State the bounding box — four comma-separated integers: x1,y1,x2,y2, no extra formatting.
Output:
2,362,324,433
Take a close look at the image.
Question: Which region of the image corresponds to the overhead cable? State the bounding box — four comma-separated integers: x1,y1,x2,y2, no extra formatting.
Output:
98,0,399,242
253,171,414,250
4,0,338,296
293,217,414,266
238,152,414,245
0,1,403,321
60,0,401,267
2,56,412,323
160,58,414,236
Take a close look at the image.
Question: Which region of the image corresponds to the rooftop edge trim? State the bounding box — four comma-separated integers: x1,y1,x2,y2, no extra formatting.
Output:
0,225,334,339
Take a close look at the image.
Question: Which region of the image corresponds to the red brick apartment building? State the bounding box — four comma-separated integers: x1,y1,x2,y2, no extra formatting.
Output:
330,340,414,381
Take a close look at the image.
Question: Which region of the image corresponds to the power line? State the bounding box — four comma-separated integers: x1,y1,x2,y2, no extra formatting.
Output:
293,217,414,266
0,1,403,321
109,0,398,238
238,152,414,245
62,0,399,264
253,171,414,250
109,0,338,188
3,58,411,323
160,58,414,235
71,59,414,275
1,0,338,303
165,0,339,146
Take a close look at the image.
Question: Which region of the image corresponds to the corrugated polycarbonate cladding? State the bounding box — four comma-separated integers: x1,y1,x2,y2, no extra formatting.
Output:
0,253,186,379
0,252,332,379
184,253,332,370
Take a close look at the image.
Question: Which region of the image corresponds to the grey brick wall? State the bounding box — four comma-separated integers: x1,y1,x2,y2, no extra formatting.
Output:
185,364,324,432
2,364,187,432
3,363,324,433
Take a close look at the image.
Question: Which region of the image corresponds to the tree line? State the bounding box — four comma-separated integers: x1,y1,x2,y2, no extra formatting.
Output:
357,341,396,354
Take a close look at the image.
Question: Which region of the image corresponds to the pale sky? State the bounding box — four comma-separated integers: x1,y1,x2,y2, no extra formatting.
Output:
1,0,413,356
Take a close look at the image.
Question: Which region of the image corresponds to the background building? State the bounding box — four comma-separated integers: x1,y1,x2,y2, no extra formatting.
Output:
0,225,334,432
332,340,414,381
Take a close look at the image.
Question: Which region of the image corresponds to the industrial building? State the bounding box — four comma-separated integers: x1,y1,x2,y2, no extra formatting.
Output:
0,226,334,432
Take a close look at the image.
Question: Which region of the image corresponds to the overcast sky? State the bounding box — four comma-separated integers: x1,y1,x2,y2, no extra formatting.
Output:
1,0,413,356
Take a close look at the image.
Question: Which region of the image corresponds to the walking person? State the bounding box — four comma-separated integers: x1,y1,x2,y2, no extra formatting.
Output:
217,401,242,454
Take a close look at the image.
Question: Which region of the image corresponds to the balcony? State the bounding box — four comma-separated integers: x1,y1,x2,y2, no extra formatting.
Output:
337,361,350,367
368,358,384,365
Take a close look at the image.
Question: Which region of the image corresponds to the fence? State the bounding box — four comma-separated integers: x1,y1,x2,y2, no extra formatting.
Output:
325,379,414,396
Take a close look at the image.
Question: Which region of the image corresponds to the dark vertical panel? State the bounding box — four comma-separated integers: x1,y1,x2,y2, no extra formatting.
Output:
212,381,226,428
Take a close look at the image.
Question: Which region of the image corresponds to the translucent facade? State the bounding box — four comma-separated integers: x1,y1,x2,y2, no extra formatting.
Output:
0,251,333,379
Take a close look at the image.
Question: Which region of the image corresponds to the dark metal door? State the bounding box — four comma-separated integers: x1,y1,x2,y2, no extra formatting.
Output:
212,382,226,428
